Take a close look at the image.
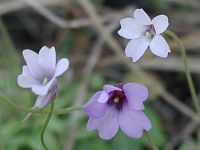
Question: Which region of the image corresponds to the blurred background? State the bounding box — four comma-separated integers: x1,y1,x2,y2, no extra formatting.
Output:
0,0,200,149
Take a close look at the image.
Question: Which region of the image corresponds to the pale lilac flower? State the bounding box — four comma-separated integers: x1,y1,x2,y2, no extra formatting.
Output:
83,83,151,140
118,8,170,62
17,46,69,110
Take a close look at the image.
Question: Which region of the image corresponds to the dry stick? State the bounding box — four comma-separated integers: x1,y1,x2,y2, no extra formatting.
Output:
19,0,90,28
98,56,200,73
0,0,69,16
3,0,133,29
78,0,200,123
65,39,104,150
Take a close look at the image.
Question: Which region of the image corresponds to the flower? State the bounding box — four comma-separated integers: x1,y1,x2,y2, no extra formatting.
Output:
118,8,170,62
17,46,69,120
83,83,151,140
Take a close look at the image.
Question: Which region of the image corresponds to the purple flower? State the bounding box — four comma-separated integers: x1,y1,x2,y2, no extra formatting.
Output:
83,83,151,140
118,8,170,62
17,46,69,109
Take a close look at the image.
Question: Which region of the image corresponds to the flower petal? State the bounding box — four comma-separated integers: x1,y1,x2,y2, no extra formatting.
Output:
125,37,149,62
134,9,152,25
119,104,151,138
87,117,100,131
97,91,109,103
34,80,57,108
54,58,69,77
103,85,122,93
123,83,148,110
152,15,169,34
38,46,56,76
118,18,145,39
150,35,170,58
22,80,57,123
83,91,108,118
23,49,44,80
98,107,119,140
32,78,55,95
17,66,39,88
87,107,119,140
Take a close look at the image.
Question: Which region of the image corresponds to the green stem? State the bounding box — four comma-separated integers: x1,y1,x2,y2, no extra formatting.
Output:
165,30,200,116
0,91,82,114
40,101,54,150
144,132,159,150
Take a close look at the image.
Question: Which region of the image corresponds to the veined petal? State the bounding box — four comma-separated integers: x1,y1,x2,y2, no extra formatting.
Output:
38,46,56,76
87,107,119,140
152,15,169,34
103,85,122,93
134,9,152,25
83,91,108,118
125,37,149,62
150,35,170,58
119,104,151,138
118,18,144,39
54,58,69,77
23,49,44,80
123,83,148,110
17,66,39,88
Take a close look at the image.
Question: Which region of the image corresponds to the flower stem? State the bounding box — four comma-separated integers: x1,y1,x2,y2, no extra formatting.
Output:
0,91,82,114
40,101,54,150
165,30,200,116
144,132,159,150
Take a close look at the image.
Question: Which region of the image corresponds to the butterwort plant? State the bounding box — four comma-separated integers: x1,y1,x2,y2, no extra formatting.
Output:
118,8,170,62
83,83,151,140
17,46,69,121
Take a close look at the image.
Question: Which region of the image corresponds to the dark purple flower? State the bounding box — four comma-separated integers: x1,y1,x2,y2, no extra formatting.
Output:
83,83,151,140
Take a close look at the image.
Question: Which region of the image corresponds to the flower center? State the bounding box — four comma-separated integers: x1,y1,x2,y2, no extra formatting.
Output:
145,31,152,38
144,25,156,39
113,97,120,103
107,90,126,111
42,78,48,85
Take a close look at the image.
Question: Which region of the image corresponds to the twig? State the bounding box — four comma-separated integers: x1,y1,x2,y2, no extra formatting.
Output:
98,56,200,73
0,0,68,16
19,0,90,28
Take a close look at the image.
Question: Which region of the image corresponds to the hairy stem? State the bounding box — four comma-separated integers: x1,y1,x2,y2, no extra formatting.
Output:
165,30,200,116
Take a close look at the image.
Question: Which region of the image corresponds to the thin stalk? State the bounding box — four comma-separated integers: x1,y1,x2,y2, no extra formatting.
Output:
0,91,82,114
40,101,54,150
144,132,159,150
165,30,200,116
